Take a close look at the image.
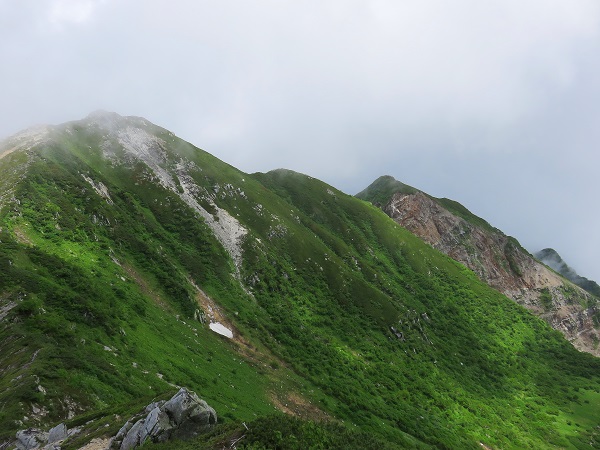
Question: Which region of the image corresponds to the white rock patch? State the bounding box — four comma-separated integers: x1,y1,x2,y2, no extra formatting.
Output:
81,174,114,204
116,126,175,191
209,322,233,339
112,125,247,275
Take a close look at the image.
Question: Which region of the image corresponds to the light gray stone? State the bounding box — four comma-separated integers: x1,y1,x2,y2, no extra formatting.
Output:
144,401,164,414
15,429,48,450
47,423,67,444
111,388,216,449
139,407,170,444
119,420,144,450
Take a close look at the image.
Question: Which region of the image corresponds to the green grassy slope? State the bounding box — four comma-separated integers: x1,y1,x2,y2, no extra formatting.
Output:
255,169,600,449
0,145,283,435
1,115,600,449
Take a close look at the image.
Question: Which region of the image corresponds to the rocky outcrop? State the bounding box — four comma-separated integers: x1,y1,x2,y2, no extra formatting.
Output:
383,192,563,295
87,113,248,275
12,389,216,450
14,423,78,450
46,424,67,445
14,429,47,450
110,388,217,450
369,186,600,356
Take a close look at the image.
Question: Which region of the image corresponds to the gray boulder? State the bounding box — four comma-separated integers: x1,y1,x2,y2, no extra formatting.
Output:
144,401,164,413
112,388,217,450
139,407,170,443
119,420,144,450
14,423,78,450
47,424,67,444
163,388,217,438
112,420,132,448
15,429,48,450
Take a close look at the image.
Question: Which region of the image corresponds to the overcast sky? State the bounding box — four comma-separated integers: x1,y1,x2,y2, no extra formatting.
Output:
1,0,599,282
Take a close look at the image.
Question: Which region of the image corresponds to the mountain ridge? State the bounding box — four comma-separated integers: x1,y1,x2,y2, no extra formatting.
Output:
2,113,600,449
357,175,600,356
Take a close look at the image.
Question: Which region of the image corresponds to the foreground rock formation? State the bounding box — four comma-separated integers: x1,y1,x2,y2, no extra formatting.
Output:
12,388,216,450
111,388,217,450
14,423,73,450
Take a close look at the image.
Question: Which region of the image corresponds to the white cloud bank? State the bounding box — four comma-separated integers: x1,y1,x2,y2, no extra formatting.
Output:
48,0,103,27
0,0,599,281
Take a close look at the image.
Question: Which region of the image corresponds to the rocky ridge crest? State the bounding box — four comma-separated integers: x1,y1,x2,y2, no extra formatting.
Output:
361,178,600,356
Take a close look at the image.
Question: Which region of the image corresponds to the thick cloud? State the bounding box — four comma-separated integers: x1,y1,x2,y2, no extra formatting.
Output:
1,0,599,281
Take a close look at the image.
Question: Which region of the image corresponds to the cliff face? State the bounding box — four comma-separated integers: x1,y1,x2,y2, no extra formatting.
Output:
384,192,559,296
376,188,600,356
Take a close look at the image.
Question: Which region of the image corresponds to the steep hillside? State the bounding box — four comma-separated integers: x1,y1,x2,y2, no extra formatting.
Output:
2,114,600,449
357,175,600,357
536,248,600,298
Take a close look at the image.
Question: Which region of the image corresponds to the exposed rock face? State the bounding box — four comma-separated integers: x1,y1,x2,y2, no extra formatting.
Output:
14,423,77,450
12,389,216,450
3,112,248,278
380,190,600,356
87,112,248,276
46,424,67,445
15,429,48,450
111,388,217,450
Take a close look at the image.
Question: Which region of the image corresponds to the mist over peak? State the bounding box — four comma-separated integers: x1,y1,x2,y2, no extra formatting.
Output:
536,248,600,297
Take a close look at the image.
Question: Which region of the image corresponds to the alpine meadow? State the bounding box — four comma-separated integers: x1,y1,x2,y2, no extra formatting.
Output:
1,112,600,449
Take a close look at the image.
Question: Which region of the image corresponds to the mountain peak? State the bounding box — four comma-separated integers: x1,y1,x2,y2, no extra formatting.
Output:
85,109,123,120
535,248,564,268
536,248,600,297
80,110,152,133
355,175,418,205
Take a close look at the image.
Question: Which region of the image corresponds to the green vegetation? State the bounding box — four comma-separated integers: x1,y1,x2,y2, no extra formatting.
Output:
150,414,417,450
504,238,524,277
579,279,600,298
435,197,496,233
539,288,554,311
2,114,600,449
